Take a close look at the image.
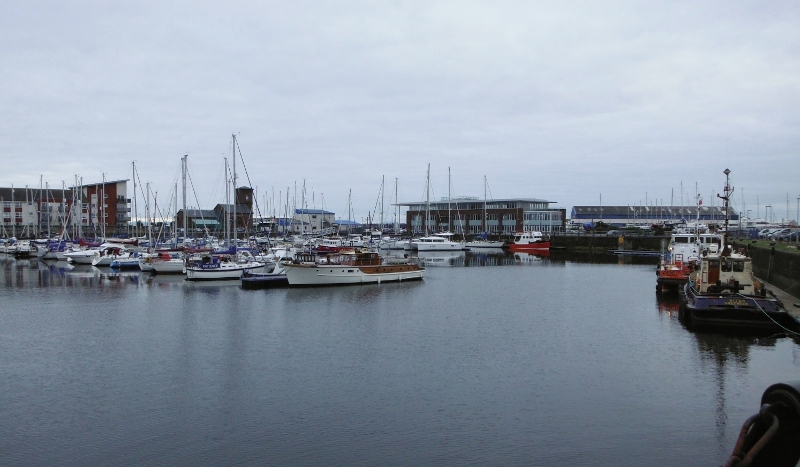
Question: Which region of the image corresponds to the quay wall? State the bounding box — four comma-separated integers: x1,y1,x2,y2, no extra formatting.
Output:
732,241,800,299
551,234,667,253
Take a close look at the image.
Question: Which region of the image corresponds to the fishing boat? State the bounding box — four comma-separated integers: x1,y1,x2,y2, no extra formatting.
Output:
679,169,794,332
508,231,550,251
283,250,425,286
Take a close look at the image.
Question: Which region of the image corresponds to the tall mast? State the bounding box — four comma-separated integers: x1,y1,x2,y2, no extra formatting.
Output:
224,157,230,243
482,175,486,234
182,155,188,246
381,175,385,232
232,134,237,243
395,178,399,234
11,184,15,238
447,167,451,233
101,173,106,239
132,161,137,237
174,182,178,247
146,182,152,248
425,163,430,235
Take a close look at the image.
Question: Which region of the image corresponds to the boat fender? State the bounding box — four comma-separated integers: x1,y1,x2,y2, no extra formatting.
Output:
725,381,800,466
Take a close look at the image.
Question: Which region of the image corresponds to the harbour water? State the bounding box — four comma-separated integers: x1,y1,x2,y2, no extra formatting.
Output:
2,252,799,466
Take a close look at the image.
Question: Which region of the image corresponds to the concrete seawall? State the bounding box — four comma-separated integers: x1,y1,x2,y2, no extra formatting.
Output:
732,241,800,300
552,234,667,253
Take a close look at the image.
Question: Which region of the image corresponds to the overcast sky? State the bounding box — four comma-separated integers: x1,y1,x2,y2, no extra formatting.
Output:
2,1,799,223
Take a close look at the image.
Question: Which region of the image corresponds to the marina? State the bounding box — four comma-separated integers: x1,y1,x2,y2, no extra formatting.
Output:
2,250,799,465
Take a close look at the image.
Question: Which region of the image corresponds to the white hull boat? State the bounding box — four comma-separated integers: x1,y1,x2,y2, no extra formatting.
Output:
64,249,99,265
413,235,465,251
283,250,425,286
185,251,265,281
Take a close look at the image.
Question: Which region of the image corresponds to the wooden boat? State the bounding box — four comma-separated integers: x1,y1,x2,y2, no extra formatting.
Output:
283,250,424,286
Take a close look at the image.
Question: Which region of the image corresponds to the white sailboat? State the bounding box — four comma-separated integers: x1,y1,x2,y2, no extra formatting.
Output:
465,176,504,249
185,136,264,281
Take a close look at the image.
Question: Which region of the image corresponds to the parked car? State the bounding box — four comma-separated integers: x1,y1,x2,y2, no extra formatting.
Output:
759,228,782,239
606,230,622,236
769,228,792,240
777,230,799,241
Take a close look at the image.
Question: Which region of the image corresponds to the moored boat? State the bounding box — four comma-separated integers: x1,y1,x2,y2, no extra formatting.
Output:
283,250,425,286
678,169,796,333
656,232,702,293
412,233,465,251
185,250,264,281
508,231,550,251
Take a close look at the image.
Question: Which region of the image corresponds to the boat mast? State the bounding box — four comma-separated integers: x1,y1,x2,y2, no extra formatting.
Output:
174,182,178,247
447,167,451,234
381,175,385,233
146,182,152,250
425,163,430,235
718,168,733,255
224,157,230,244
101,173,106,239
232,134,237,244
182,155,188,247
11,183,15,238
132,161,137,238
394,178,399,234
483,175,487,235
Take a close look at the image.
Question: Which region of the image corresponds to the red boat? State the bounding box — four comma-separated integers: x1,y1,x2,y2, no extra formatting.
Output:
508,231,550,251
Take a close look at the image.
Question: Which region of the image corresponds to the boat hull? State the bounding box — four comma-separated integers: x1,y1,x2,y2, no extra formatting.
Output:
151,260,186,274
508,242,550,252
679,283,794,332
241,273,289,289
284,263,425,287
415,242,464,251
185,262,264,281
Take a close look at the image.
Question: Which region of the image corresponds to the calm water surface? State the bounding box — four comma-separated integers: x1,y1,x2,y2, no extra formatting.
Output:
1,252,799,466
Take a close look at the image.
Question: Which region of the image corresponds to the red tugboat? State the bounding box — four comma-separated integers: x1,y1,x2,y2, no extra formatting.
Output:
508,231,550,252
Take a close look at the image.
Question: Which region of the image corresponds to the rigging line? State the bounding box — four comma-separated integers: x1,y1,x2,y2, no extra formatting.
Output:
133,164,149,217
186,166,205,223
235,139,262,220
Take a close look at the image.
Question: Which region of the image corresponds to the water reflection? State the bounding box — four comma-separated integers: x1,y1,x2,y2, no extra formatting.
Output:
415,251,466,267
0,256,142,288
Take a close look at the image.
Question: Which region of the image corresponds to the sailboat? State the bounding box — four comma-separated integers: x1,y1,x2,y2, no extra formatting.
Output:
185,135,264,281
410,165,465,251
465,175,505,249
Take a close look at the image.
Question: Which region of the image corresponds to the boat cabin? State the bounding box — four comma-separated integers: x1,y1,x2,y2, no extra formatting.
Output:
693,252,763,296
513,231,544,244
